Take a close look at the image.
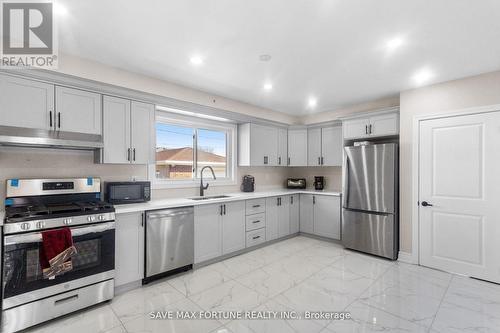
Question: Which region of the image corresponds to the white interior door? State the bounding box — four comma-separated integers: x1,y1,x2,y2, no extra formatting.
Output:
419,111,500,283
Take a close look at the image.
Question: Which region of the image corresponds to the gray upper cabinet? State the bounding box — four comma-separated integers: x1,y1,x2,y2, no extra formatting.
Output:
0,74,54,130
55,86,102,135
321,126,343,166
102,96,153,164
277,128,288,166
288,129,308,166
343,112,399,139
103,96,131,164
308,128,322,166
130,101,154,164
238,123,278,166
308,126,342,166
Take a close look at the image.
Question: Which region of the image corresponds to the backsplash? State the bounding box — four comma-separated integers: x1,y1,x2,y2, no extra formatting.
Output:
287,166,342,191
0,148,342,203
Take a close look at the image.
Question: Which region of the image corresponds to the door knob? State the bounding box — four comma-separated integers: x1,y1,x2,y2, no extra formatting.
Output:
421,201,433,207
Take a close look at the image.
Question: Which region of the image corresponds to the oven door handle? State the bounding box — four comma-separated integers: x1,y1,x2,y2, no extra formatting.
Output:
4,222,115,246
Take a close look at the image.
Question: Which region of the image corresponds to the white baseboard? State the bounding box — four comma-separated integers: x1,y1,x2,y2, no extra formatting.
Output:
398,251,417,264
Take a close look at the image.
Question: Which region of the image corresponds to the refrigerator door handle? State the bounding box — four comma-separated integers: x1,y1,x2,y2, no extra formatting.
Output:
343,154,350,208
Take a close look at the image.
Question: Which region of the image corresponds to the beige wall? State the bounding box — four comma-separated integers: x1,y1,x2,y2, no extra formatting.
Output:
399,70,500,253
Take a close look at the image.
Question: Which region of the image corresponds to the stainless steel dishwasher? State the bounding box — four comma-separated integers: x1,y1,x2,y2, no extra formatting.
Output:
143,207,194,284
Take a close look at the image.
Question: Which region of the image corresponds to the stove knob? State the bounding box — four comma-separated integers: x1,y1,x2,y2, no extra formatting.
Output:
63,218,72,225
98,215,105,221
87,216,96,222
37,221,45,229
21,223,31,231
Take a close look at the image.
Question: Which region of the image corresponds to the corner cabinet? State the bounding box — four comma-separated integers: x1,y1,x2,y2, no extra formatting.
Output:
114,212,145,287
238,123,279,166
343,112,399,140
299,194,341,240
100,96,154,164
308,126,342,166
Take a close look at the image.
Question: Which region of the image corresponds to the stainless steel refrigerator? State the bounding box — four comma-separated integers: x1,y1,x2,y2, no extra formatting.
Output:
342,143,399,259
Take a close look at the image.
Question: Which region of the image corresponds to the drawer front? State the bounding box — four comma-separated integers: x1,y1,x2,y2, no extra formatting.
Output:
246,199,266,215
246,228,266,247
246,213,266,231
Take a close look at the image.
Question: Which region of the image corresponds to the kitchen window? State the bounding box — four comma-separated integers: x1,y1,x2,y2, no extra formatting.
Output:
151,110,236,187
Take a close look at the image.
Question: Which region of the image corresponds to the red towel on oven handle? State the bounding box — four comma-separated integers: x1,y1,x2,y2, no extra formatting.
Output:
39,227,74,270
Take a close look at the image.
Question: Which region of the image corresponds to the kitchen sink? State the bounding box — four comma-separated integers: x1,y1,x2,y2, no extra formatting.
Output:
189,195,231,201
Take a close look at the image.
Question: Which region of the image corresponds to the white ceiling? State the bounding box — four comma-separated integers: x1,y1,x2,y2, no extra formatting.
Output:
57,0,500,116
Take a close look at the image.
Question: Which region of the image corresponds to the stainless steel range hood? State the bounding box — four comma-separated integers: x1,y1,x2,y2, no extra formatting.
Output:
0,125,103,150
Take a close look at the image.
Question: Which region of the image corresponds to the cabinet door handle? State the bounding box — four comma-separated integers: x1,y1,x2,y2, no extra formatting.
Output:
288,157,290,165
252,236,261,240
141,213,144,227
49,111,53,127
223,204,226,215
127,148,131,161
252,220,260,224
133,148,136,161
369,124,372,134
313,196,316,205
365,125,368,134
252,205,261,208
318,157,321,165
290,196,293,204
278,156,281,165
220,205,223,216
321,156,324,165
264,156,268,165
57,112,61,129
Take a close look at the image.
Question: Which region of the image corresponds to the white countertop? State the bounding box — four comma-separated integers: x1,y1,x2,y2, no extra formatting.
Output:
114,189,341,214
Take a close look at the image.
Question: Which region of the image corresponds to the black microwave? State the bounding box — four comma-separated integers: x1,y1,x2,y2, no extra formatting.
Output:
105,181,151,204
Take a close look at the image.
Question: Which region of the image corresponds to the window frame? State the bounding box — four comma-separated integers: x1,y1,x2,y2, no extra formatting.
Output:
150,110,237,189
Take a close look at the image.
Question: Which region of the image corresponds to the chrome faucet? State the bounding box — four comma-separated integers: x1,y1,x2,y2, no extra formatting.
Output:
200,166,216,196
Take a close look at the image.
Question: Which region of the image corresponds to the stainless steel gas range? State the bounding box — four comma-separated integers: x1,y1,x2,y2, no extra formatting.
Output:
1,178,115,333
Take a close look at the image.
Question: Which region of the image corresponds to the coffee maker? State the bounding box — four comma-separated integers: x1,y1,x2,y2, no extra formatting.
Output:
314,176,324,190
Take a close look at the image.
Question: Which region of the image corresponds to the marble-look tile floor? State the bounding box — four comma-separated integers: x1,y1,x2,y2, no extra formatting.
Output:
24,236,500,333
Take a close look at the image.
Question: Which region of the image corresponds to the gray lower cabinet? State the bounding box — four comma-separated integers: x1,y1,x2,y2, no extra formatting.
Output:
265,197,279,241
194,201,246,264
314,195,341,239
222,201,246,254
194,204,222,263
289,194,300,234
101,96,154,164
114,212,145,287
299,194,341,240
266,196,291,240
300,194,314,234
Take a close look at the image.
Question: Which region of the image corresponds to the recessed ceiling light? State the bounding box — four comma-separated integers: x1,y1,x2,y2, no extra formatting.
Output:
259,54,272,62
386,37,405,52
412,68,434,86
308,97,317,108
54,3,68,16
190,55,204,66
263,82,273,91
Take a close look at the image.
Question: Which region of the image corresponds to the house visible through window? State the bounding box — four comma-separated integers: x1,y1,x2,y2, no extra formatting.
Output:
154,117,233,183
